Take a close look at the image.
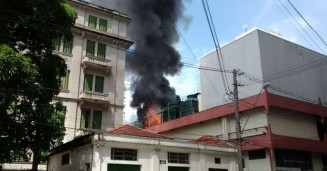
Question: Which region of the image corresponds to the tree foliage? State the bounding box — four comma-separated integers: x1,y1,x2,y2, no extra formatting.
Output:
0,0,76,170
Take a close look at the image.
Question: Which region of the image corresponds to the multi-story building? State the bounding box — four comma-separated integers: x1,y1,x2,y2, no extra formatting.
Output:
3,1,133,171
55,0,132,143
147,28,327,171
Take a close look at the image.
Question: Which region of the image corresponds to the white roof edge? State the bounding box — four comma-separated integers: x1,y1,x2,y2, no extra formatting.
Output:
199,27,326,61
199,28,262,61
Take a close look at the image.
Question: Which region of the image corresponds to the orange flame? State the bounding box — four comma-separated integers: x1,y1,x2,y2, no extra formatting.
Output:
144,105,162,128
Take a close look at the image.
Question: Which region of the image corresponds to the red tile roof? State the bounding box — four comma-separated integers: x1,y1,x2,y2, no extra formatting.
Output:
191,135,228,146
108,125,169,139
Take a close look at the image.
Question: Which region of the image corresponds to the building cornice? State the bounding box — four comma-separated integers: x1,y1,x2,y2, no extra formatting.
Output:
68,0,132,24
72,26,133,49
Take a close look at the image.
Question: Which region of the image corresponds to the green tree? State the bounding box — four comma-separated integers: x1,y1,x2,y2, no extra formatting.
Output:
0,0,76,170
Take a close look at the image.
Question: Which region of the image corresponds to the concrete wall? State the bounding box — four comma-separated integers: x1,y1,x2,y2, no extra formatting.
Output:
243,149,271,171
258,31,327,105
200,30,264,111
48,141,237,171
267,107,319,140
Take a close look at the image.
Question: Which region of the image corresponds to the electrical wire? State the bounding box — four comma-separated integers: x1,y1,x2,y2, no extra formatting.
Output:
201,0,231,95
271,0,315,50
175,25,234,110
275,0,326,54
287,0,327,49
204,0,231,92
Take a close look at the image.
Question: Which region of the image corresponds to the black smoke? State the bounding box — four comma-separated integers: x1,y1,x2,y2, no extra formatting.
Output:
90,0,186,122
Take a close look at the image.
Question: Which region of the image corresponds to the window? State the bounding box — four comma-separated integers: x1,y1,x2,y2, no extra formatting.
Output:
88,15,97,29
95,76,104,93
92,110,102,130
168,152,189,164
53,38,61,51
99,18,108,32
63,37,73,54
61,153,70,165
215,158,221,164
81,109,103,130
111,148,137,161
81,109,91,129
60,70,70,90
97,43,106,59
248,149,266,160
83,74,93,91
168,167,189,171
86,40,96,56
86,163,91,171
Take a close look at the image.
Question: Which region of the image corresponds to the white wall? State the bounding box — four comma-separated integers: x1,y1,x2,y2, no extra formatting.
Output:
200,30,264,111
48,141,237,171
200,29,327,110
258,30,327,105
162,108,268,140
267,108,319,140
243,149,271,171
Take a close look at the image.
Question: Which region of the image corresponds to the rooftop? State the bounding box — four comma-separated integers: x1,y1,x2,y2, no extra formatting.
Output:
146,91,327,134
69,0,131,23
108,125,169,139
191,135,226,146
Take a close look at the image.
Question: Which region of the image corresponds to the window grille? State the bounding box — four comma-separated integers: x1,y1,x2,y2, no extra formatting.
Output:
111,148,137,161
168,152,189,164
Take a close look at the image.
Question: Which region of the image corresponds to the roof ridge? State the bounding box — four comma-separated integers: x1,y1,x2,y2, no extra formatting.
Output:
108,124,169,139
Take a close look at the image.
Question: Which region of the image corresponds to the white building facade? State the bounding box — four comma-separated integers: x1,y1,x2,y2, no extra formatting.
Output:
47,129,238,171
56,0,133,143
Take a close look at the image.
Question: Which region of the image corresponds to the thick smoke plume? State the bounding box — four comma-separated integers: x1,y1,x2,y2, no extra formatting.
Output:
91,0,186,122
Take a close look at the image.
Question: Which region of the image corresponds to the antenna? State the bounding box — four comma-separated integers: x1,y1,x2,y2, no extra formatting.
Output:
242,24,248,32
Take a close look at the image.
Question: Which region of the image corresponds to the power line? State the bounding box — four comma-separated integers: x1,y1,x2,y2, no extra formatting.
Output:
175,25,234,110
201,0,231,95
271,0,315,50
275,0,326,54
204,0,231,92
287,0,327,49
242,73,318,103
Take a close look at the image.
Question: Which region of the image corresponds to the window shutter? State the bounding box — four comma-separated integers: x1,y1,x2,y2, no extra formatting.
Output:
86,40,96,56
81,109,90,129
60,70,70,90
52,38,61,51
83,74,93,91
97,43,106,59
99,18,107,32
95,76,104,93
63,37,73,54
88,15,97,29
92,110,102,130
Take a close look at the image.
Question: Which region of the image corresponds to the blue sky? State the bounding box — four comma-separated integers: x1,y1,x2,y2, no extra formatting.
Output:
167,0,327,99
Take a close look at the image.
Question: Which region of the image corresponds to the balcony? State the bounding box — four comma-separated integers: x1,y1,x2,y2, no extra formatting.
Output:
82,56,111,73
79,91,114,105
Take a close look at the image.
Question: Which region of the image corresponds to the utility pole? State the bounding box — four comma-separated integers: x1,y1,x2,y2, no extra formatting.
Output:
233,69,243,171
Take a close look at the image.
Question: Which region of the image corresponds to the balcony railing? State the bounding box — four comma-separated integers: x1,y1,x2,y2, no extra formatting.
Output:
82,56,111,72
79,91,114,104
